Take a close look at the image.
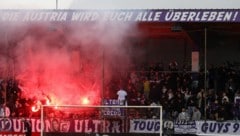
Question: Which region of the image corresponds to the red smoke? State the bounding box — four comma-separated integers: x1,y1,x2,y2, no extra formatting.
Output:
0,22,136,106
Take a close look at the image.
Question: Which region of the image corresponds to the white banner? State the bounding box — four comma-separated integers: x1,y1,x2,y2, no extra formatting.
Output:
0,10,239,22
103,99,124,116
129,119,161,133
197,121,240,135
0,118,124,133
174,120,197,134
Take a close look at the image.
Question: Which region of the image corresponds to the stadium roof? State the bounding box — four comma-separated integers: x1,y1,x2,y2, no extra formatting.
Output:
0,0,240,45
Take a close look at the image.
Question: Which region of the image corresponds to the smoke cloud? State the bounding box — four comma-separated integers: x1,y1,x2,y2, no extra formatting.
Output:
0,19,138,105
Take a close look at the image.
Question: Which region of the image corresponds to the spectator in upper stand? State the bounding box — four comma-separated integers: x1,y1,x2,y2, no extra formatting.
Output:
221,92,229,104
133,92,144,105
149,100,160,119
127,88,136,105
117,87,127,106
143,77,150,100
177,108,190,121
161,85,168,94
191,107,201,120
234,90,240,105
233,91,240,120
221,97,233,120
0,80,7,104
130,71,137,85
167,89,174,101
196,89,203,103
169,60,178,71
187,97,196,118
168,72,178,91
135,78,143,94
226,78,236,101
196,88,205,114
11,99,23,117
209,100,221,120
149,82,161,104
233,102,240,120
184,88,192,103
0,103,11,117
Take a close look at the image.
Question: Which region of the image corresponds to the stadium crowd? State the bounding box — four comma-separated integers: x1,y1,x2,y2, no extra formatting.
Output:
115,61,240,121
1,61,240,121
